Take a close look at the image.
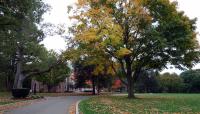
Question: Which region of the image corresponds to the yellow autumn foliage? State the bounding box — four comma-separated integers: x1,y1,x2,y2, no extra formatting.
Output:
77,0,86,6
107,66,115,76
92,64,104,76
76,28,98,43
116,48,132,57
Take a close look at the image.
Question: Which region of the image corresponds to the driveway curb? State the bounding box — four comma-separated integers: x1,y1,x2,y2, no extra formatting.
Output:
75,100,81,114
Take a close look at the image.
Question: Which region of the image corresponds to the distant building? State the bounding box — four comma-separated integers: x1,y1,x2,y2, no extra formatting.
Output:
31,80,66,93
31,73,75,93
65,72,76,92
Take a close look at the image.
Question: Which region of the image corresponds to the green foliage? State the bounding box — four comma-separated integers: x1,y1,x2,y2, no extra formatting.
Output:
135,70,160,93
180,69,200,93
134,71,200,93
0,0,49,53
0,101,15,105
0,0,52,89
73,58,113,94
159,73,184,93
35,51,70,87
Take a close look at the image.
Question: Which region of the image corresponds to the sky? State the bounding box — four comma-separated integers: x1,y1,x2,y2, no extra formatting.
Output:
41,0,77,52
41,0,200,74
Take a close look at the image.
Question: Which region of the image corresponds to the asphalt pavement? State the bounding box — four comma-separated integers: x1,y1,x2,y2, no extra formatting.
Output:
4,96,89,114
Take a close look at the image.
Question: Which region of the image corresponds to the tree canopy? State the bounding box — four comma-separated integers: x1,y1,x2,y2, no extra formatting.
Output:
67,0,200,98
0,0,55,89
35,51,70,92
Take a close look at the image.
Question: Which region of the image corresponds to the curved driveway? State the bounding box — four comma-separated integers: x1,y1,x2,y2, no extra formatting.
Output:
4,96,89,114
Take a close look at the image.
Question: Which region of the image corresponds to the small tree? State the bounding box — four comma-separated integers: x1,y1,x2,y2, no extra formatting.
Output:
73,55,115,95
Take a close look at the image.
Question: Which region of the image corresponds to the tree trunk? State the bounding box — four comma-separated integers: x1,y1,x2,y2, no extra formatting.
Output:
48,85,52,93
33,83,37,95
97,77,100,95
6,74,12,91
125,59,135,99
66,77,70,92
127,76,135,98
13,47,25,89
13,60,24,88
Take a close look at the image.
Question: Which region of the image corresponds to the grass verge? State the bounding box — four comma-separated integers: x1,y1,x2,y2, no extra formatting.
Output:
79,94,200,114
0,92,13,106
0,92,11,98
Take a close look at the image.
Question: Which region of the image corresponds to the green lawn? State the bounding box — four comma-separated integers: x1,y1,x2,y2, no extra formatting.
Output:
0,92,14,106
0,92,11,98
79,94,200,114
0,101,15,105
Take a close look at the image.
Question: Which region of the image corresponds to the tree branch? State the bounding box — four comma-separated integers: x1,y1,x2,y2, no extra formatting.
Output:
119,59,127,77
133,67,142,82
24,60,62,79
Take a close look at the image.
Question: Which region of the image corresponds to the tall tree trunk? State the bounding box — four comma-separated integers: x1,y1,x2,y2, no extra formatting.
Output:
13,47,24,89
13,60,23,88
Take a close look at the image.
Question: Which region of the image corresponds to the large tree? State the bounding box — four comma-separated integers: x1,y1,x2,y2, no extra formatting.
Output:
0,0,56,89
68,0,199,98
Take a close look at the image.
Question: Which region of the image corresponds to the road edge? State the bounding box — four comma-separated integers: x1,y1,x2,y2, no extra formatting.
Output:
75,100,81,114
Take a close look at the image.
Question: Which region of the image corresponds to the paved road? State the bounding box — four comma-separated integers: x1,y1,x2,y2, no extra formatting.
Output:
4,96,89,114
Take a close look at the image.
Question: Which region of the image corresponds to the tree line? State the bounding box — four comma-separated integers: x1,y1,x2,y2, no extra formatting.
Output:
135,70,200,93
73,60,200,94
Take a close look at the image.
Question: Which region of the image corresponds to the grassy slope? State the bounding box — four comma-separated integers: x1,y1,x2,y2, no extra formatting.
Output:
79,94,200,114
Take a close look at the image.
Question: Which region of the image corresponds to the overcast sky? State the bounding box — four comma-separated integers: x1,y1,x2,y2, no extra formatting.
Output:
41,0,200,74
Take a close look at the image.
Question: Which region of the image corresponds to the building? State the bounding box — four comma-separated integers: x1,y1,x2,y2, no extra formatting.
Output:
65,72,76,92
31,73,75,93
